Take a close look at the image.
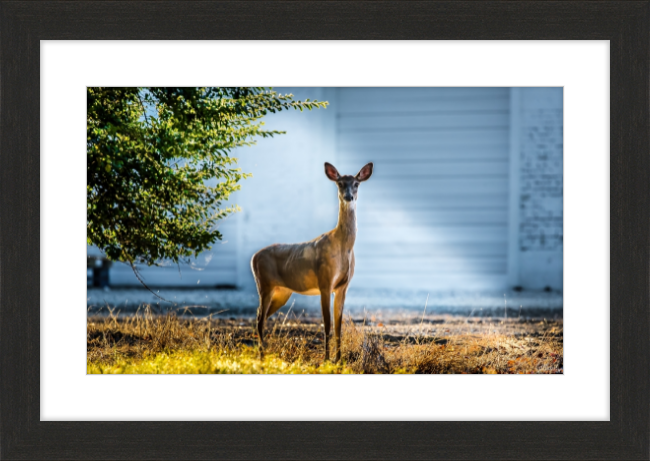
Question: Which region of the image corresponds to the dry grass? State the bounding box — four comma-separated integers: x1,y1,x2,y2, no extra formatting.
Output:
87,305,563,374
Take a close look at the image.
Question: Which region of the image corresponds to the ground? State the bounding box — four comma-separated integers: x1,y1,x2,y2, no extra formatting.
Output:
87,287,563,317
87,289,563,374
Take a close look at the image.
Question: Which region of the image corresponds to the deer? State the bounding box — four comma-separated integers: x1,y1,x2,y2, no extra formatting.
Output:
251,162,373,363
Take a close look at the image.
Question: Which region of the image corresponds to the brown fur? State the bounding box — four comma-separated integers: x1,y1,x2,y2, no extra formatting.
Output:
252,162,373,362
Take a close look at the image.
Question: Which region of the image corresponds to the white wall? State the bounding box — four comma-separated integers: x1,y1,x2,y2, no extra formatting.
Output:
91,87,563,292
234,87,337,289
335,87,511,290
93,87,334,288
234,87,515,291
509,88,563,289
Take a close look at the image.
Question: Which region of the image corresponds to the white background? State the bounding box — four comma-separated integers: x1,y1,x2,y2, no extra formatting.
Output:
41,41,609,421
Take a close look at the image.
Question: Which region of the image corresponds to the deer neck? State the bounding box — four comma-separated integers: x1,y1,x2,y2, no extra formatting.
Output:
334,199,357,248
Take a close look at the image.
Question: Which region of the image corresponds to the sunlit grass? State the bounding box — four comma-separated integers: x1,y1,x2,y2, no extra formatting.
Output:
87,305,563,374
87,347,356,374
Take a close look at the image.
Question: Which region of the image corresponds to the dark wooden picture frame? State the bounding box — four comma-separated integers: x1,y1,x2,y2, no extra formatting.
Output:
1,1,648,459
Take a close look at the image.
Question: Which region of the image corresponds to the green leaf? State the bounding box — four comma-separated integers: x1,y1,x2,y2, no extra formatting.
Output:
87,86,327,266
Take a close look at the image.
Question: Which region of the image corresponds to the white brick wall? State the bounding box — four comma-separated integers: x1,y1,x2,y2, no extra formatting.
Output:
511,88,563,289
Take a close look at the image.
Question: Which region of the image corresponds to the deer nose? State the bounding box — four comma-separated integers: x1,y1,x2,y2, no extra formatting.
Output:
344,194,353,202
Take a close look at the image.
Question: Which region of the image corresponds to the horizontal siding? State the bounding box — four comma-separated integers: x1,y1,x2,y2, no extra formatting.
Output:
338,87,510,113
361,179,509,197
358,208,508,225
359,226,507,244
338,129,509,147
354,242,507,258
109,267,237,287
338,146,508,161
357,196,509,211
338,161,508,177
355,259,507,274
337,87,510,290
339,113,509,131
350,274,506,290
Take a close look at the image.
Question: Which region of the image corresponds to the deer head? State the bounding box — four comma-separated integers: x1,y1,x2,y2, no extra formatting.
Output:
324,162,373,202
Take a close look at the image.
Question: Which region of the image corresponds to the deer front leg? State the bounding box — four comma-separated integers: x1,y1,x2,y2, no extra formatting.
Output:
320,289,332,362
333,286,348,363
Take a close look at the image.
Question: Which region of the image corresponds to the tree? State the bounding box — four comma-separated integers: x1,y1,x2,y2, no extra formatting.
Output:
87,87,327,267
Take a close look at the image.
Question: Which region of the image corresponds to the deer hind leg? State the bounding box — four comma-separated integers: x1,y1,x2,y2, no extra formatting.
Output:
333,285,348,363
255,288,274,357
252,251,278,357
266,288,292,318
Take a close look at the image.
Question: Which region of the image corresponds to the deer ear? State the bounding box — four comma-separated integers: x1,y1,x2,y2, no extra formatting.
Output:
356,162,374,182
324,162,340,181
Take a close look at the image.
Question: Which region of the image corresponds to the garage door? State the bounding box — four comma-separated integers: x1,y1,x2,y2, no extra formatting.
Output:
335,88,510,290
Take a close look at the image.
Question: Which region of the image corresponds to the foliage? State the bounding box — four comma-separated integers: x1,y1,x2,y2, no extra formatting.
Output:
87,87,327,265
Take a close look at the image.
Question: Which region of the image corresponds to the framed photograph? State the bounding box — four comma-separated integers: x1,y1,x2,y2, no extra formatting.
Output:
2,1,648,460
85,85,564,377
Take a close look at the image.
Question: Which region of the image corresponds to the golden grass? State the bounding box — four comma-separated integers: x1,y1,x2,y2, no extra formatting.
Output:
87,306,563,374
